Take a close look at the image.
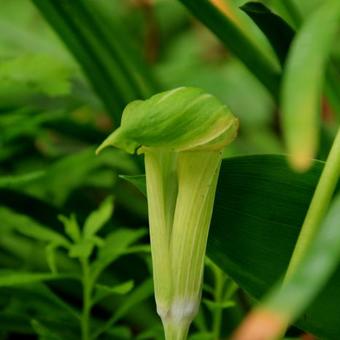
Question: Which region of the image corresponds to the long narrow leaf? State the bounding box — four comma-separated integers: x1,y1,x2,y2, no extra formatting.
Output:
31,0,157,122
178,0,281,98
0,272,76,287
240,2,294,66
281,0,340,170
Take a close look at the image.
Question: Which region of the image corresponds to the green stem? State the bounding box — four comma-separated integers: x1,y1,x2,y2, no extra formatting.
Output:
285,126,340,280
212,265,226,340
81,258,92,340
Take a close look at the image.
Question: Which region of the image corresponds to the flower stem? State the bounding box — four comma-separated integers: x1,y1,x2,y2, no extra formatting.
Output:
164,320,191,340
285,126,340,280
212,265,226,339
81,258,92,340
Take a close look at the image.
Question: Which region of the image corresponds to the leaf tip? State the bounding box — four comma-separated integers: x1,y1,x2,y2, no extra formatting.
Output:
288,152,313,172
232,309,288,340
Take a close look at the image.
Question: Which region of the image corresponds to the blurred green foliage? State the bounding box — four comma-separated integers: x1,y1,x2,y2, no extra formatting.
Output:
0,0,339,339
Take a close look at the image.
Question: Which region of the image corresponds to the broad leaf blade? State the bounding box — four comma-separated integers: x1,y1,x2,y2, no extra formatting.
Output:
208,155,340,339
262,193,340,326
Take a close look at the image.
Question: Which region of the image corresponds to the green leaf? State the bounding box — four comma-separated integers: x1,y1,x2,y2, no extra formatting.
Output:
0,207,70,247
0,271,73,287
31,320,63,340
93,280,134,305
0,54,71,107
31,319,78,340
242,2,340,124
68,240,94,259
202,299,235,311
83,196,113,239
58,214,80,243
0,312,32,334
261,193,340,327
1,283,80,320
93,278,154,338
119,175,147,196
178,0,281,98
0,171,44,188
206,154,340,339
105,325,132,340
46,243,59,274
240,2,294,66
281,0,340,170
90,228,146,281
0,189,62,230
189,333,214,340
31,0,157,122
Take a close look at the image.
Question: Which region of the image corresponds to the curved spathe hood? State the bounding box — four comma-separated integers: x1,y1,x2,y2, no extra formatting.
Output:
96,87,238,154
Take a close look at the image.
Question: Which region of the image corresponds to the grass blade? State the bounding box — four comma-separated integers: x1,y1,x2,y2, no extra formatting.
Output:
0,272,76,287
281,0,340,170
240,2,294,66
178,0,281,98
31,0,157,123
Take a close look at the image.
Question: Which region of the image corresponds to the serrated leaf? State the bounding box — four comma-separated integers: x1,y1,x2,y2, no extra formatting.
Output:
83,196,114,239
93,280,134,305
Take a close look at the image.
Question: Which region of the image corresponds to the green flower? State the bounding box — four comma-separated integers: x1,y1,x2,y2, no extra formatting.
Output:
97,87,238,340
